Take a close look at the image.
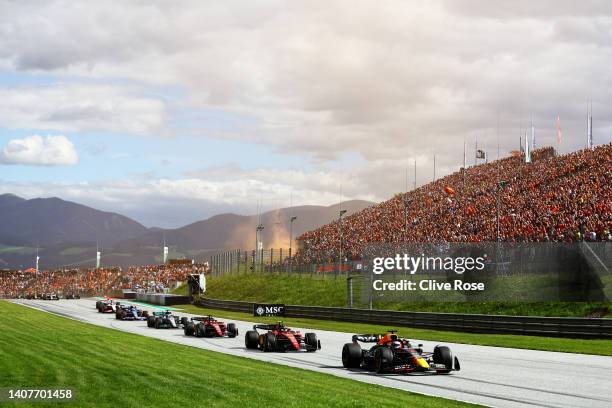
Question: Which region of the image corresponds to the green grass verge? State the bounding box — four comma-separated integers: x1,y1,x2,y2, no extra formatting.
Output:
0,301,477,408
175,303,612,356
203,273,610,317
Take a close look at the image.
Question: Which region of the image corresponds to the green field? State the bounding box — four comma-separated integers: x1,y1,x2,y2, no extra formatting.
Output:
0,301,477,408
175,303,612,356
201,273,611,317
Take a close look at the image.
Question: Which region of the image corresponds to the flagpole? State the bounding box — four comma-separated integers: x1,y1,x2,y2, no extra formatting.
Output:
463,140,466,187
433,154,436,181
497,109,500,160
413,159,416,190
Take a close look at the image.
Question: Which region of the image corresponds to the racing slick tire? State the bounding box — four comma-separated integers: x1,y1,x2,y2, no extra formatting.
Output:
227,323,238,338
142,311,149,318
305,333,318,352
433,346,453,373
184,322,195,336
154,317,161,329
245,330,259,349
194,324,203,338
115,309,123,320
374,347,394,374
263,333,277,352
147,316,155,328
342,343,363,368
180,317,189,327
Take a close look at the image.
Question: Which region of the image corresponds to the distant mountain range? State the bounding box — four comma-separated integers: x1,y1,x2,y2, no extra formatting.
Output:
0,194,147,247
0,193,372,269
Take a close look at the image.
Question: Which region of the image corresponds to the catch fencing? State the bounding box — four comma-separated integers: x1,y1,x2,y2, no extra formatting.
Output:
209,248,350,277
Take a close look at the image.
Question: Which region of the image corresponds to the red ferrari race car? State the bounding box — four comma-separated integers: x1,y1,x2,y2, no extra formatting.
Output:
95,297,118,313
245,322,320,352
342,330,460,374
182,315,238,338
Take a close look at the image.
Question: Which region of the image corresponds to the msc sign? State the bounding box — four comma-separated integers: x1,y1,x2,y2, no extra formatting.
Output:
253,303,285,317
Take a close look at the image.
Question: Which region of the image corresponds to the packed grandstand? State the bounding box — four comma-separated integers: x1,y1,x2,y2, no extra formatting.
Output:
297,145,612,262
0,264,205,298
1,144,610,297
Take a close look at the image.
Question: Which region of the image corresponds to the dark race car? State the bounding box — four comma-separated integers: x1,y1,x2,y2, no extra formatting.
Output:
245,322,320,352
342,330,460,374
115,304,149,321
65,293,81,299
42,293,59,300
96,297,118,313
147,311,180,329
182,315,238,338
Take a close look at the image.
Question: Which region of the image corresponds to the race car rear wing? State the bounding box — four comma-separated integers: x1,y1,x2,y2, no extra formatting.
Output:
352,334,381,343
351,331,398,343
253,323,286,331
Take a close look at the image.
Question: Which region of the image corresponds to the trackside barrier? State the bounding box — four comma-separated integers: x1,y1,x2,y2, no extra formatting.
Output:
137,293,190,306
198,297,612,339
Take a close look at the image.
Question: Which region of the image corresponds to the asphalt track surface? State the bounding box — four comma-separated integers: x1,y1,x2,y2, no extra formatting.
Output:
12,299,612,408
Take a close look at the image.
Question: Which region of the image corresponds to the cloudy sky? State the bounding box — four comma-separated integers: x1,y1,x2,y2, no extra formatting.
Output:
1,0,611,227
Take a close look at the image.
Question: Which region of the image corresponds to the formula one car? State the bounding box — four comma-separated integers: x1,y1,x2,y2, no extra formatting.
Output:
245,322,320,352
115,304,149,320
65,293,81,299
182,315,238,337
147,311,180,329
96,297,118,313
342,330,460,374
42,293,59,300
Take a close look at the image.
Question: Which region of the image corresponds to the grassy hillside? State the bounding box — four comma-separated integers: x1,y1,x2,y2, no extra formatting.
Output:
0,301,476,408
202,273,610,318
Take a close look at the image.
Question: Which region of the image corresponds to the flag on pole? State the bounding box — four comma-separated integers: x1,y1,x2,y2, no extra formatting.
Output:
556,115,562,144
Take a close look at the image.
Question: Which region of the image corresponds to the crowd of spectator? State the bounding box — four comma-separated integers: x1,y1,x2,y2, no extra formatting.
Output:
297,145,612,263
0,263,207,298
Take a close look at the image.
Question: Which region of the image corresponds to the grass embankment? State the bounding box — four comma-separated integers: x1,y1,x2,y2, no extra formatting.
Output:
202,273,611,317
0,301,476,408
176,303,612,356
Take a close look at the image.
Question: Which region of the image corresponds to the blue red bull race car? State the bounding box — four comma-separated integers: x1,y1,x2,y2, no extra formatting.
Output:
342,330,460,374
245,322,320,352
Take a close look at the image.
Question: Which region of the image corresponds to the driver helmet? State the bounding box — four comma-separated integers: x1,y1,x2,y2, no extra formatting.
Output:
392,340,402,349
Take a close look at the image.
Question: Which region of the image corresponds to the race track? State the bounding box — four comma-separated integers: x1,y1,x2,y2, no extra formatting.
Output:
12,298,612,408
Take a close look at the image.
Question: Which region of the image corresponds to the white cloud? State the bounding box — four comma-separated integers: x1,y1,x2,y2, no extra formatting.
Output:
0,84,167,136
1,0,608,161
0,1,611,221
0,135,79,166
0,161,379,226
